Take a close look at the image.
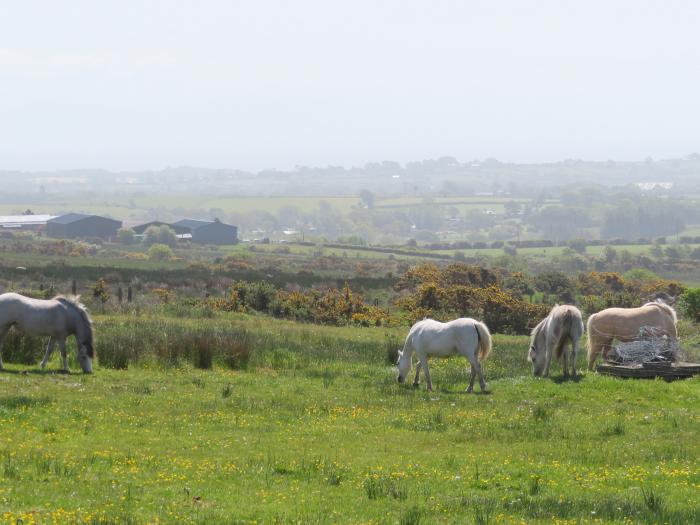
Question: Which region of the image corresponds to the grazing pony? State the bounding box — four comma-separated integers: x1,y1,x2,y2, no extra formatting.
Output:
586,301,677,370
396,318,492,392
528,304,584,378
0,293,94,373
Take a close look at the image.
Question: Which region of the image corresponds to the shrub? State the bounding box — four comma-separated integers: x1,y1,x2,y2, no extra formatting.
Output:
147,243,174,261
679,288,700,322
116,228,135,245
143,225,178,248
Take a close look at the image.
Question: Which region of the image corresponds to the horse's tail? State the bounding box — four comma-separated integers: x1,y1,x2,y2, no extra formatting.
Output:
586,312,597,363
474,321,492,361
555,309,573,360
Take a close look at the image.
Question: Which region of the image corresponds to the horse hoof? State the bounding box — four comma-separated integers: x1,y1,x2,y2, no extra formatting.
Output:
412,383,419,388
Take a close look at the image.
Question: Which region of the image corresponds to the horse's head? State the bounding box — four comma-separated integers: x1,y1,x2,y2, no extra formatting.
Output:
528,322,547,377
528,343,546,377
77,341,93,374
396,350,411,383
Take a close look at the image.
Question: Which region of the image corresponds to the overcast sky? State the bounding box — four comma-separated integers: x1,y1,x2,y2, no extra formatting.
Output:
1,1,699,171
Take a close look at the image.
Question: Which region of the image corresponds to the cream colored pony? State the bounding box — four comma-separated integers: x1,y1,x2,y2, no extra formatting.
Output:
586,301,677,369
396,318,492,392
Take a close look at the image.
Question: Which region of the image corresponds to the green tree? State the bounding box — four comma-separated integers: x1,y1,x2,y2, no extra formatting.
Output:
534,271,575,303
144,225,178,248
359,190,375,209
116,228,135,245
147,243,174,261
679,288,700,322
568,238,588,254
603,245,617,263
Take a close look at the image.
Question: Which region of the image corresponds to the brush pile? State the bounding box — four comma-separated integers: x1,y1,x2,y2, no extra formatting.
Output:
606,326,683,365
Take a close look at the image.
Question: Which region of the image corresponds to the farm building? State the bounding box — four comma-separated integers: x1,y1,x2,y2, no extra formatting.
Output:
47,213,122,240
131,221,191,236
0,214,56,231
172,218,238,245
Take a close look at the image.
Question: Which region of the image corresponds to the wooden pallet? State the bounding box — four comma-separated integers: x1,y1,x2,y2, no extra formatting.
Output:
596,361,700,380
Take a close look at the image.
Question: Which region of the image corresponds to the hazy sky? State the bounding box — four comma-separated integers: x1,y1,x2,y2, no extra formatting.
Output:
1,1,699,171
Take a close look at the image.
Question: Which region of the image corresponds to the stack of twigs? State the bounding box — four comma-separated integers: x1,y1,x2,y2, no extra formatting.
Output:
607,326,683,365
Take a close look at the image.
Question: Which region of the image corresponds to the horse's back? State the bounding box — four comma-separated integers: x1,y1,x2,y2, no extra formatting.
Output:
409,318,479,356
589,303,677,340
549,305,584,338
0,293,68,335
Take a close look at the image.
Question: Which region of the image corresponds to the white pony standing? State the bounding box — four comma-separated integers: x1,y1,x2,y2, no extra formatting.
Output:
0,293,94,373
528,304,584,378
397,318,492,392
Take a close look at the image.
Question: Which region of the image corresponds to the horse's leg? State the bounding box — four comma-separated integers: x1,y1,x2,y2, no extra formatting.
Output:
466,357,477,392
40,337,55,369
413,363,421,387
587,337,609,370
0,327,6,370
58,338,69,372
561,340,569,380
418,356,432,391
543,340,554,377
571,337,580,378
466,352,486,393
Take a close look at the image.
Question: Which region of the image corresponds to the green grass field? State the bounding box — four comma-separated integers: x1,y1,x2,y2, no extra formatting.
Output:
0,195,524,222
0,196,362,221
1,315,699,524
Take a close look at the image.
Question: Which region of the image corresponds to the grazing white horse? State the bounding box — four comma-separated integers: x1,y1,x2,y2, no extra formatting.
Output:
528,304,584,378
397,318,492,392
0,293,94,373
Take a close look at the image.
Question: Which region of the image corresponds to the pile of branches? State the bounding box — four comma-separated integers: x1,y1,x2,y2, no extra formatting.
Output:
607,326,683,365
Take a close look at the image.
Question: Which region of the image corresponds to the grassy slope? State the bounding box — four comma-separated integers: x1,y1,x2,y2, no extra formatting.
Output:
0,316,699,524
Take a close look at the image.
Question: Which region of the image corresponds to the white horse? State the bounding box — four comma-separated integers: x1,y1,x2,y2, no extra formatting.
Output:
396,318,492,392
0,293,94,373
528,304,584,378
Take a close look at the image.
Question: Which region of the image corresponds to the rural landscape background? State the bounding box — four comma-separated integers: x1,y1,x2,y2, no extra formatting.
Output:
3,1,700,524
1,155,700,524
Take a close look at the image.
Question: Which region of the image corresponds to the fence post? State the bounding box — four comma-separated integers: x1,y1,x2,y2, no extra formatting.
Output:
117,287,123,303
72,279,77,295
127,286,133,303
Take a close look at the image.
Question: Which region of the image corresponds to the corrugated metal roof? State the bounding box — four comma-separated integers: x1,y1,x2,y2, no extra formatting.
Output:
172,219,214,230
48,213,93,224
0,214,55,225
48,213,121,225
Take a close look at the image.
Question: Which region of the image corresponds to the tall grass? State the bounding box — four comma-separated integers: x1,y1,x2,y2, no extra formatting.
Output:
0,312,554,380
94,318,254,370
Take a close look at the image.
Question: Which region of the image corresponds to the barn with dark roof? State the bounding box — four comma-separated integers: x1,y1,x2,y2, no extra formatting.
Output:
172,218,238,245
47,213,122,240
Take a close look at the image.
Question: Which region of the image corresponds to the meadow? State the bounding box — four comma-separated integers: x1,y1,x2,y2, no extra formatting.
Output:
1,314,699,524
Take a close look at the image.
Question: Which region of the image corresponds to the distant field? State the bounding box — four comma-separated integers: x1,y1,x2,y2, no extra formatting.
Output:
0,195,531,221
131,195,361,215
0,196,362,221
0,203,143,221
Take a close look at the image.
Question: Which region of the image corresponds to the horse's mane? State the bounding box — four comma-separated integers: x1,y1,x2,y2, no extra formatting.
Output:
53,295,94,357
643,300,678,324
530,318,546,338
529,317,547,347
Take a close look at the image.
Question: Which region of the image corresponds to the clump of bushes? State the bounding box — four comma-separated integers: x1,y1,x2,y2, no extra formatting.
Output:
199,281,395,327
